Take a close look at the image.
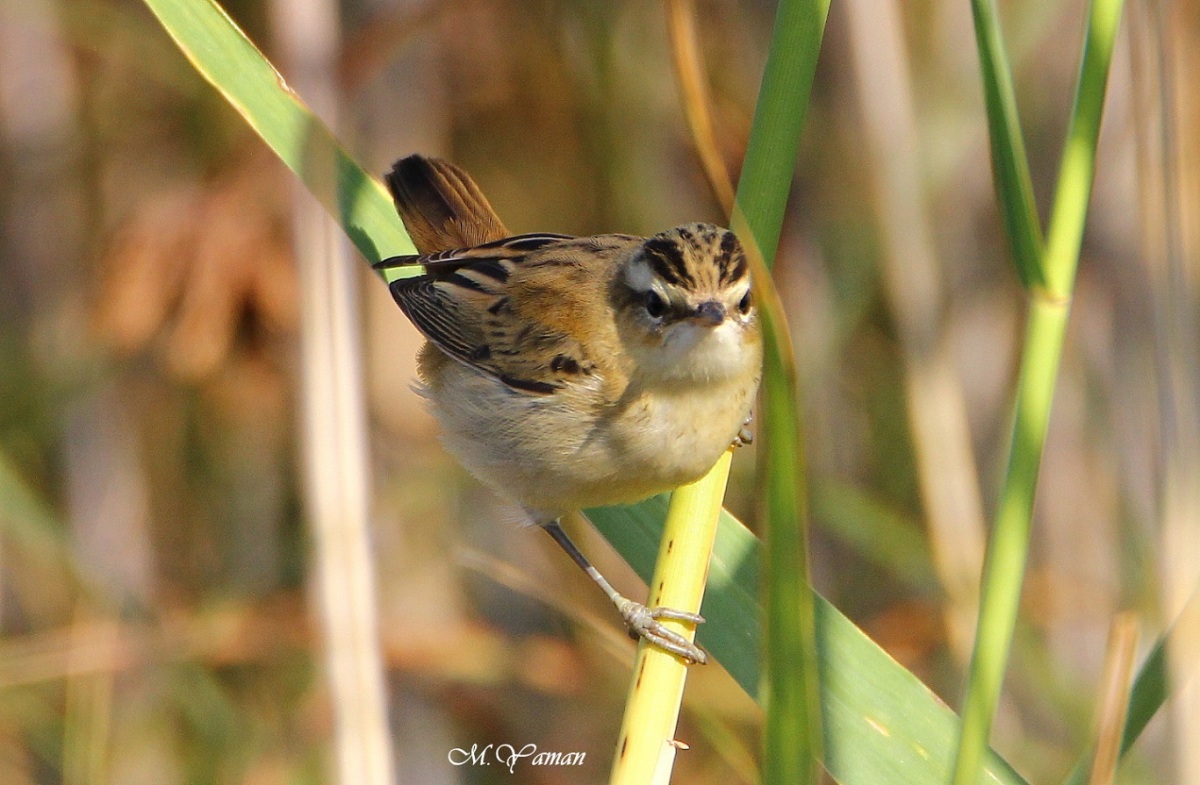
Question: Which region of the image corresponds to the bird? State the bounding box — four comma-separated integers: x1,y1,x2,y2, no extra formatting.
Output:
375,154,762,663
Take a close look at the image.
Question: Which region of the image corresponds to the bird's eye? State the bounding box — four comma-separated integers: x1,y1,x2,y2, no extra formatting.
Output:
737,290,752,314
644,290,667,318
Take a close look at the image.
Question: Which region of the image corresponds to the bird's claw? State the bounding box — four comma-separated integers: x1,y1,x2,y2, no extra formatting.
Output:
617,599,707,665
732,412,754,448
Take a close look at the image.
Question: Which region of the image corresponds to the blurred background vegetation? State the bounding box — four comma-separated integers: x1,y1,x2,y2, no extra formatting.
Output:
0,0,1197,783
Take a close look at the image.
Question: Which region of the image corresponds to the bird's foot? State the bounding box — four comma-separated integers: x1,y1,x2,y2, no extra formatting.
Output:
732,413,754,448
615,598,707,664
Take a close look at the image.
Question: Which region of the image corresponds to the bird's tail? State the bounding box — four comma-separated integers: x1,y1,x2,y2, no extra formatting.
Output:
385,155,509,254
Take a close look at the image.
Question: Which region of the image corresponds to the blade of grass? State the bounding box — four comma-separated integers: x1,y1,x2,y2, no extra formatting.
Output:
139,0,414,267
952,1,1125,783
733,1,828,271
1039,1,1124,299
754,295,820,785
729,1,829,782
969,0,1046,290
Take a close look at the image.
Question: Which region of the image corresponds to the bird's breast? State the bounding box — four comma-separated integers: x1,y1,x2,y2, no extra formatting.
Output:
419,348,757,521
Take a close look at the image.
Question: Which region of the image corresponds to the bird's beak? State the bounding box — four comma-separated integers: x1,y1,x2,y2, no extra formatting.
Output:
691,301,726,326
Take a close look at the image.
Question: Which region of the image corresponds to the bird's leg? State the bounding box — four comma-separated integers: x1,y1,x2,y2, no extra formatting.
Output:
541,519,707,664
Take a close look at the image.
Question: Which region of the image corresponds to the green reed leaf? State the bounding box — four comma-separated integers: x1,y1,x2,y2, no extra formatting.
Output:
139,0,414,267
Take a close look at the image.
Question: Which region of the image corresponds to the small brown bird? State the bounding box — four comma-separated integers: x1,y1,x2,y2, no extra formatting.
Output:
376,155,762,663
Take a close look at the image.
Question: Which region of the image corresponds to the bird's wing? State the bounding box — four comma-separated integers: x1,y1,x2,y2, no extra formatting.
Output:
380,234,597,395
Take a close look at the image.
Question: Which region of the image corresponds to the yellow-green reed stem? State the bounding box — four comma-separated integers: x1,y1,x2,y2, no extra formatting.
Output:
618,0,827,779
609,451,732,785
952,292,1067,785
952,1,1124,783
